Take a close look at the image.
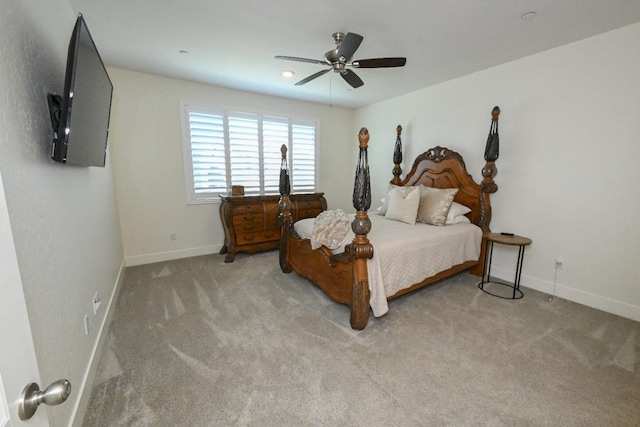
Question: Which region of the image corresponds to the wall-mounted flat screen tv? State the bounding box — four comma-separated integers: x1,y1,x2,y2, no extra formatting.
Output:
48,13,113,167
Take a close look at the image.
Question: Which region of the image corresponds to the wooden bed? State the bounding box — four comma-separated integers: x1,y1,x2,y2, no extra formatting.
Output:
278,107,500,330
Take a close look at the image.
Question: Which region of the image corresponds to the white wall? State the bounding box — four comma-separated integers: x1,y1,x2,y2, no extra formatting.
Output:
107,68,355,265
356,23,640,322
108,24,640,322
0,1,124,425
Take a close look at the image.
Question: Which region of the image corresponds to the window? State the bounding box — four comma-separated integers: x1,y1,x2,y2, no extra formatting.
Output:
181,103,318,203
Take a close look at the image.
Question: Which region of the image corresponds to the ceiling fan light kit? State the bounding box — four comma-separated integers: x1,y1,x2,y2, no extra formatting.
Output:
275,32,406,88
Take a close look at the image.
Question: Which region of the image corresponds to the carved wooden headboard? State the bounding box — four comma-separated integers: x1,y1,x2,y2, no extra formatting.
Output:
398,146,492,231
389,107,499,231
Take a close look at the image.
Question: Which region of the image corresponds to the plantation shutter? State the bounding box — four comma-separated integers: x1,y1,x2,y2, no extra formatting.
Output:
263,116,289,194
291,121,316,193
228,113,260,195
183,103,318,202
188,111,227,194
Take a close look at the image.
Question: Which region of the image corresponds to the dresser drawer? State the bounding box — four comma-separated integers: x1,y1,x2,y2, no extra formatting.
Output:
297,208,322,220
297,199,322,209
236,230,279,245
232,213,263,225
233,221,264,234
232,204,263,214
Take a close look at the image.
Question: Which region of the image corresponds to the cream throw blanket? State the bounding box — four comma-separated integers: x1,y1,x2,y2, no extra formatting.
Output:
310,209,351,250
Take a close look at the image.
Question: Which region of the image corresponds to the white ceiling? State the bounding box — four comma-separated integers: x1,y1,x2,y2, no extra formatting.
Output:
68,0,640,109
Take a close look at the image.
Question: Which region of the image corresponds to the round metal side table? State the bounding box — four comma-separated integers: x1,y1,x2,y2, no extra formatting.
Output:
478,232,532,299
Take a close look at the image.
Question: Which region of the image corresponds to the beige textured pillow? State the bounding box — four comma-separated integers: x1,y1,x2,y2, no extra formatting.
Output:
385,186,420,225
417,186,458,226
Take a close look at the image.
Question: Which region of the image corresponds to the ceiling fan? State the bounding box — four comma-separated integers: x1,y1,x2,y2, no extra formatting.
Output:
275,32,406,88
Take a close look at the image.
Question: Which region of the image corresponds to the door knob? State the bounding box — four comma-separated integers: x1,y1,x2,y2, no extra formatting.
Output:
18,379,71,420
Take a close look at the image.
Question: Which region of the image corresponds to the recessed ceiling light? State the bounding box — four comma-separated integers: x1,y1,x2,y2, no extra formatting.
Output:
282,70,295,78
521,11,536,20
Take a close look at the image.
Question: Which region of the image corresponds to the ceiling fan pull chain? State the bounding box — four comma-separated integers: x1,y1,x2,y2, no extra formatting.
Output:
329,72,333,108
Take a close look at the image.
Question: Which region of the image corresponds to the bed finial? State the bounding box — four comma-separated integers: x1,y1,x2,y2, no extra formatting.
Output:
358,127,369,148
279,144,291,196
491,106,500,121
391,125,403,185
482,106,499,194
352,128,371,211
485,106,500,162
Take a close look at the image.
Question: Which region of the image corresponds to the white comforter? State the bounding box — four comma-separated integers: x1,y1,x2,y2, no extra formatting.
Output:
295,213,482,317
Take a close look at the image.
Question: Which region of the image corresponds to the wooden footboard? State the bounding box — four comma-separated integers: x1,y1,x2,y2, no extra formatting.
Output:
279,128,373,329
278,107,500,330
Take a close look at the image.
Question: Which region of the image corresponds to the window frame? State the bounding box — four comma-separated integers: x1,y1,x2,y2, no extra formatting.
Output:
180,101,320,204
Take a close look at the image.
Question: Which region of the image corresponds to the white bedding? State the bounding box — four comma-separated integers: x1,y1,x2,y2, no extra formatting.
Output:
294,213,482,317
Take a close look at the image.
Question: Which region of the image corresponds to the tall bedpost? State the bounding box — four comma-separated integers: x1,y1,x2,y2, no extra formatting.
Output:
479,106,500,231
391,125,403,185
347,128,374,330
278,144,292,272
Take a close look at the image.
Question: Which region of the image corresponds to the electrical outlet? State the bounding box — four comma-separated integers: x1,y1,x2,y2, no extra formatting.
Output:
84,315,90,335
554,258,564,270
93,291,101,314
169,232,176,241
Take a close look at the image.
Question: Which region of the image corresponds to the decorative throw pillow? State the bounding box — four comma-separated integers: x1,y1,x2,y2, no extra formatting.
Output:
385,186,420,225
445,202,472,225
377,185,417,215
416,186,458,226
446,213,471,225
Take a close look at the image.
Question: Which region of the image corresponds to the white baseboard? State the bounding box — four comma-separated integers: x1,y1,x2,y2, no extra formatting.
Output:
69,259,126,427
125,244,222,266
490,265,640,323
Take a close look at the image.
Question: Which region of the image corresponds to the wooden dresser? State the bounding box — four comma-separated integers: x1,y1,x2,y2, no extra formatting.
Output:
219,193,326,262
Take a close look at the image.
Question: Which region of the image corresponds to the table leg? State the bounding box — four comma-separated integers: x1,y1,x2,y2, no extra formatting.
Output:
480,240,494,290
513,245,526,298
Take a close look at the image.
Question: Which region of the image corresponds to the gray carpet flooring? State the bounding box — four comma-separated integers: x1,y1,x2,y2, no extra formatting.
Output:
83,251,640,426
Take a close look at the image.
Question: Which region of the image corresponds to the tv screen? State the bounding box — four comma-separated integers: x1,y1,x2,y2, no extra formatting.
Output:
48,14,113,167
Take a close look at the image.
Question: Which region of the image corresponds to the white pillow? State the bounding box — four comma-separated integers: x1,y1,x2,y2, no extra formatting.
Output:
445,202,472,225
293,217,315,238
385,186,420,224
446,214,471,224
377,185,417,215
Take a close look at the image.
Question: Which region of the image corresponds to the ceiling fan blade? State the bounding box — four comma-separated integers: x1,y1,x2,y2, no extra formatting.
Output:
295,69,331,86
336,32,363,62
275,55,326,65
352,57,407,68
340,69,364,88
